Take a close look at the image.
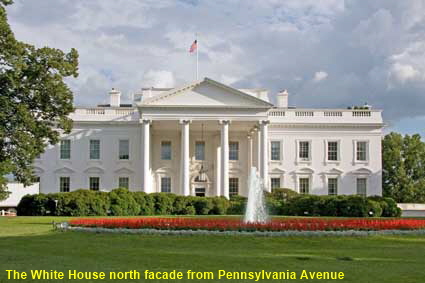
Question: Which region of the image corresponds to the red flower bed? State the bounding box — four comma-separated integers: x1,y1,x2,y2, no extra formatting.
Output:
69,217,425,232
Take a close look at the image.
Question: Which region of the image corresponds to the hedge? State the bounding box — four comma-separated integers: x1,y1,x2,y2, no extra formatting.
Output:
16,188,401,217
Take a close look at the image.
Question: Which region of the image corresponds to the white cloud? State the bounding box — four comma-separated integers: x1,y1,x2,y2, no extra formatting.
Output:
142,70,175,88
313,71,328,82
6,0,425,129
389,63,421,84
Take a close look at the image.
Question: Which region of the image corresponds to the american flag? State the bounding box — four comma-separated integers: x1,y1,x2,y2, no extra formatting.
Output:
189,40,197,53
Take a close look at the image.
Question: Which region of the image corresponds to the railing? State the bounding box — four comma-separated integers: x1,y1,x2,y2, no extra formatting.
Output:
268,109,381,123
86,109,105,115
295,111,314,117
352,111,371,117
79,108,137,115
269,110,285,117
324,111,343,117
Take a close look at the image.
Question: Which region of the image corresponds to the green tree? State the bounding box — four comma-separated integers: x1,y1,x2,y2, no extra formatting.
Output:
0,0,78,199
382,132,425,202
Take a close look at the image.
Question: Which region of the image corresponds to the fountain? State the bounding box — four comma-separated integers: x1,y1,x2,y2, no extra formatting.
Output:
243,167,269,224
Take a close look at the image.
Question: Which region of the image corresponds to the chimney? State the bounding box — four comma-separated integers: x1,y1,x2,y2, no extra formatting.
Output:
109,88,121,107
276,89,289,108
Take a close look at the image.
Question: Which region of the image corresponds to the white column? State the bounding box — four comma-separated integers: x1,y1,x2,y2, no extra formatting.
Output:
247,134,253,170
260,120,270,191
220,120,230,199
256,126,261,173
215,139,221,197
141,119,151,192
180,120,190,196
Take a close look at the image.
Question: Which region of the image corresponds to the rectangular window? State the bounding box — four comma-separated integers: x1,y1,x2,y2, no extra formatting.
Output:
118,177,129,189
357,178,367,196
161,141,172,160
271,178,281,189
195,141,205,160
161,177,171,193
59,177,70,192
60,139,71,159
299,141,310,160
229,141,239,161
356,141,367,161
229,178,239,196
327,141,338,161
271,141,281,161
89,177,100,191
328,178,338,195
89,140,100,160
299,178,309,194
119,139,129,160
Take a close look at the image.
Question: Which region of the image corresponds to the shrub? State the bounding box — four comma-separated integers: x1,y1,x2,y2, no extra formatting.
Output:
109,188,140,216
210,197,230,215
227,196,247,215
368,196,402,217
367,199,383,217
192,197,214,215
133,192,155,215
173,196,193,215
151,193,176,215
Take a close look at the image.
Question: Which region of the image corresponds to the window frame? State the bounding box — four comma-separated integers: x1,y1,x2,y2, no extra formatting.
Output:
229,177,239,196
195,140,205,161
89,139,101,160
326,140,340,162
298,177,310,194
118,139,130,160
118,177,129,189
59,176,70,192
161,141,172,161
327,177,338,195
229,141,239,161
297,140,312,163
60,139,71,160
89,176,100,191
353,140,369,163
160,177,172,193
356,177,367,196
270,177,281,190
270,140,282,161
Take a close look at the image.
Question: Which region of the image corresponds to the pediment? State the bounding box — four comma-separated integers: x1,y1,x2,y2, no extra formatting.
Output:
270,168,286,174
114,167,134,175
351,167,372,175
294,167,314,174
84,166,105,174
32,166,45,174
139,78,273,108
321,168,344,175
54,166,75,174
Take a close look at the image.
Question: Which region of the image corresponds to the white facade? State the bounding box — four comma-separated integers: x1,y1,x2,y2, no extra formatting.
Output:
33,77,383,198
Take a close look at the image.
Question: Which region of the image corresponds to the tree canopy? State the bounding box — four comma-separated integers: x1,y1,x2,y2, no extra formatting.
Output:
0,0,78,200
382,132,425,203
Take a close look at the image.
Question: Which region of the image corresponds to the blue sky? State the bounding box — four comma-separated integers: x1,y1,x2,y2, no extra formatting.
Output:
5,0,425,136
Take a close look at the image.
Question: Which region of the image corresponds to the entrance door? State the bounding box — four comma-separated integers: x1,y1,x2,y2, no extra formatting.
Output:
195,187,206,197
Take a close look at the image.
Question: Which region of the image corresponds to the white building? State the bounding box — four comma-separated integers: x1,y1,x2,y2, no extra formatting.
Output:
32,77,383,198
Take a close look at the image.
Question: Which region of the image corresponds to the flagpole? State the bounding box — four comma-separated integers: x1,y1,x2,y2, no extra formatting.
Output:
196,33,199,80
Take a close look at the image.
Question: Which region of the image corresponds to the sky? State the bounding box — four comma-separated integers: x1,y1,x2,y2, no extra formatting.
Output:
4,0,425,136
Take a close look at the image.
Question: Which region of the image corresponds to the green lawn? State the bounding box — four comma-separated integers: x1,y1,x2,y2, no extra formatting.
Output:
1,217,425,282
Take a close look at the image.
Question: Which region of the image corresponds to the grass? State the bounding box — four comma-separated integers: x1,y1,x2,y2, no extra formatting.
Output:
0,217,425,282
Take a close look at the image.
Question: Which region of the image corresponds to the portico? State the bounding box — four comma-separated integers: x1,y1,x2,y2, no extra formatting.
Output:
140,119,271,198
137,78,273,198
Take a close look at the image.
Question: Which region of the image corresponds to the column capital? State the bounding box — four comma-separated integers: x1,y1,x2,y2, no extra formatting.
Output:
179,119,192,125
259,120,270,126
219,120,231,125
140,118,152,124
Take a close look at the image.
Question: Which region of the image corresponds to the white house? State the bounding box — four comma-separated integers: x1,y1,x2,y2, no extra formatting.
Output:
32,77,383,198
